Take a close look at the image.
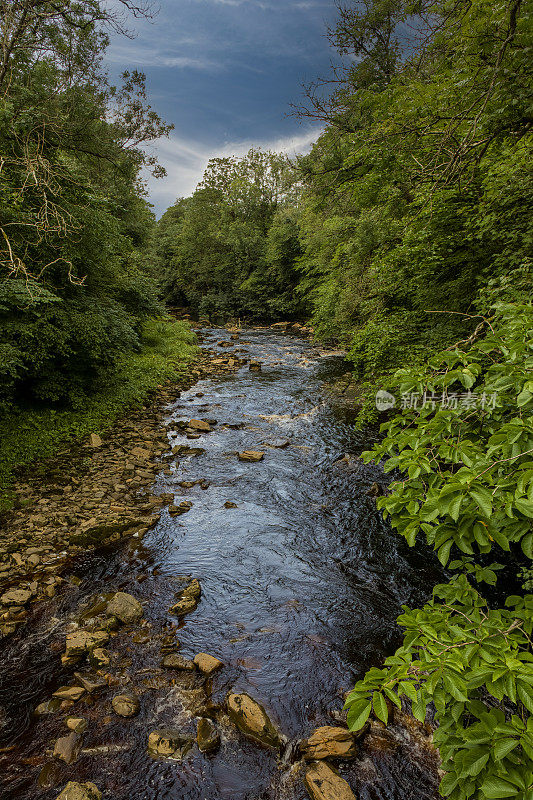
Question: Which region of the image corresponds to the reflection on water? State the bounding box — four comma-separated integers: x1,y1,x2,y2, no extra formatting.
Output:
0,328,441,800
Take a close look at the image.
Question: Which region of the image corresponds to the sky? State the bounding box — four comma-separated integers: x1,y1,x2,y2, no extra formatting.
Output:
104,0,339,215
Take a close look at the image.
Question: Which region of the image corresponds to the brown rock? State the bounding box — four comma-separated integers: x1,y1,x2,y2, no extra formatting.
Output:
1,588,32,605
168,596,198,617
162,653,196,671
301,726,358,760
106,592,143,623
147,729,193,760
52,686,85,702
66,718,88,734
65,630,109,660
88,434,102,448
193,653,223,676
303,761,357,800
53,732,82,764
112,694,140,717
249,361,262,371
238,451,264,463
227,692,280,748
224,501,238,509
189,419,211,432
55,782,102,800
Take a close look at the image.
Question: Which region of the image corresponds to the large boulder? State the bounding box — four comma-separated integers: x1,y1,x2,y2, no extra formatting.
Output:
106,592,143,624
147,729,193,760
226,692,281,748
55,781,101,800
300,726,358,760
303,761,357,800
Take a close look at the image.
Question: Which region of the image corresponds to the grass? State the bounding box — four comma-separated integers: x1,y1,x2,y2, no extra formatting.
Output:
0,317,199,510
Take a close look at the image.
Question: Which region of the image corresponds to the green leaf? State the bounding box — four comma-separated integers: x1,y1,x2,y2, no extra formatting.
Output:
515,498,533,519
346,700,371,731
481,777,521,798
493,738,519,760
469,487,493,518
372,691,389,724
461,748,489,776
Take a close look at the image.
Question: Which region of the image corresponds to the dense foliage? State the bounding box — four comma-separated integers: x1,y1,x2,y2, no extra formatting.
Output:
346,302,533,799
151,148,307,321
0,0,172,412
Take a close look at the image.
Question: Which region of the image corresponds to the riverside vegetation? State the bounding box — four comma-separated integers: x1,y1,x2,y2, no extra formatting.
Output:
1,1,532,800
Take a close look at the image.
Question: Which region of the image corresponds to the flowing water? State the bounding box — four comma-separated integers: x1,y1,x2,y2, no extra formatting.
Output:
0,328,442,800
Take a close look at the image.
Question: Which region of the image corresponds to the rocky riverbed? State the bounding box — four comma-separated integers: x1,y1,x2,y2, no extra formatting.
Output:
0,325,441,800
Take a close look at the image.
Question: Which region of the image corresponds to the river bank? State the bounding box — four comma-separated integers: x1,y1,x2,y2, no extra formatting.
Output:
0,326,440,800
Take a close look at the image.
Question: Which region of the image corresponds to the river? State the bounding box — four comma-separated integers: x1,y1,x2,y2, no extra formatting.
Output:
0,327,441,799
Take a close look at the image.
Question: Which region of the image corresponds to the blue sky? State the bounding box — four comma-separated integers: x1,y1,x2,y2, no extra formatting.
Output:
105,0,339,214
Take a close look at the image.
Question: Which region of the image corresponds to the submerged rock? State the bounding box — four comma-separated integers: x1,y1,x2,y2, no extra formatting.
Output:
300,726,358,760
227,692,281,748
106,592,143,624
66,718,88,734
238,450,265,463
162,653,196,671
55,782,101,800
249,361,262,371
63,630,109,662
112,693,140,717
193,652,223,676
197,717,220,753
303,761,357,800
147,729,194,760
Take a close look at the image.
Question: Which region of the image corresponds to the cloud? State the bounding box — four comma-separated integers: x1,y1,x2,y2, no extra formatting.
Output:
144,126,322,215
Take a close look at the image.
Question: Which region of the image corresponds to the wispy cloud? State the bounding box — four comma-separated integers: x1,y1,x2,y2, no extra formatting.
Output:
145,126,322,215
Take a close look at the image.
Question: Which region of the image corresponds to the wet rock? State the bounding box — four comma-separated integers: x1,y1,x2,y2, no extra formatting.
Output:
249,361,262,371
53,731,82,764
227,692,281,748
88,434,102,448
66,718,88,734
366,482,382,497
238,450,264,462
162,653,196,670
169,596,198,616
74,672,106,694
64,630,109,660
106,592,143,624
182,578,201,599
303,761,357,800
112,693,140,717
193,652,223,676
88,648,111,669
197,717,220,753
1,588,32,605
52,686,86,702
266,439,290,449
169,501,193,516
35,698,62,716
147,729,194,760
300,726,358,760
55,782,102,800
224,501,238,509
189,419,211,432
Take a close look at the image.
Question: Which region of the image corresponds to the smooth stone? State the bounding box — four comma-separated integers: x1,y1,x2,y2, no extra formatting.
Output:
303,761,357,800
301,726,358,760
112,693,140,717
226,692,281,748
193,652,223,676
197,717,220,753
188,419,211,432
147,729,193,760
55,782,102,800
168,596,197,616
106,592,143,624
